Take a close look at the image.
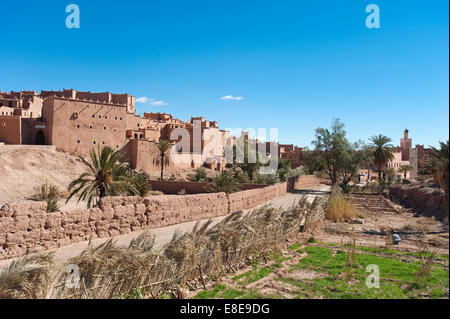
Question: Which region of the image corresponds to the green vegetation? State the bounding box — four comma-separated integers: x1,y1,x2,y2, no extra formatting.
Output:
188,168,208,182
289,246,448,299
369,134,395,183
67,146,138,208
209,170,241,193
311,119,373,189
194,243,448,299
157,140,172,181
193,284,246,299
398,164,412,179
31,180,65,213
130,171,151,197
233,266,274,284
427,140,449,219
384,167,397,185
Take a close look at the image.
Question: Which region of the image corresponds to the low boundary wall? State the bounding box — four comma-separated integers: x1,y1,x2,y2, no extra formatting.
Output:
0,182,292,260
0,175,323,260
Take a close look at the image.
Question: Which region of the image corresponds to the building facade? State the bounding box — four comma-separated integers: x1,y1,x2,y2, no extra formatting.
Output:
0,89,231,174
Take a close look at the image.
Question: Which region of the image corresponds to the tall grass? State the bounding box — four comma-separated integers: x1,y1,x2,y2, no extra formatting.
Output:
0,196,327,299
325,188,362,222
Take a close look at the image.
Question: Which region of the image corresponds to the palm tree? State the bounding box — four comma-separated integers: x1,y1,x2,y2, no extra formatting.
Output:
428,140,449,220
157,140,172,181
209,170,241,194
398,164,412,179
369,135,395,182
384,167,396,185
67,146,137,208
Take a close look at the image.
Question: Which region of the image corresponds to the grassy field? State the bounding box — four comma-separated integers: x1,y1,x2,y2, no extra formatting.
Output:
193,242,449,299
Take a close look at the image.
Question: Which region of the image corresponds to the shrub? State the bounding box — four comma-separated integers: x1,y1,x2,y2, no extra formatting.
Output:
189,168,208,182
32,181,64,213
285,166,306,179
326,188,361,222
131,171,151,197
252,173,280,185
209,170,241,194
236,170,250,184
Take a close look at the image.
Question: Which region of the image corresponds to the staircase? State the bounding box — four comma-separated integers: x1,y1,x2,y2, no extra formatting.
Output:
348,193,399,214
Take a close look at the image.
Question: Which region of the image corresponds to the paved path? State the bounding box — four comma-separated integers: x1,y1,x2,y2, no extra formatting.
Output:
0,185,330,270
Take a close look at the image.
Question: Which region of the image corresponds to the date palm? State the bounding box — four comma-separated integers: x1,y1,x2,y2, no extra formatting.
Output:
398,164,412,179
157,140,172,180
369,135,395,182
67,146,137,208
209,170,241,194
428,140,449,220
384,167,396,184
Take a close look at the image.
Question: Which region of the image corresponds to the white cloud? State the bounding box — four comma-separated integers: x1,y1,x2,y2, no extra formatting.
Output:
136,96,169,106
221,95,244,101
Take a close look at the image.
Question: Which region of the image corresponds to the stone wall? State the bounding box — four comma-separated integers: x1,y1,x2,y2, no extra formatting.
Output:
0,181,293,260
389,182,447,221
292,175,322,189
228,182,287,212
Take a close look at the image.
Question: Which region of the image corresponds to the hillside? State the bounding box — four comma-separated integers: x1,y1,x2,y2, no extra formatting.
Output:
0,146,87,207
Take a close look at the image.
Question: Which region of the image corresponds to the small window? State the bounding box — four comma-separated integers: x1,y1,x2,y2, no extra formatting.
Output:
102,141,105,145
93,141,96,144
120,117,122,120
98,115,102,118
77,140,80,144
115,117,117,120
137,124,140,127
114,129,117,132
92,115,95,118
104,127,107,130
76,125,80,128
89,125,93,129
116,145,119,148
105,116,108,119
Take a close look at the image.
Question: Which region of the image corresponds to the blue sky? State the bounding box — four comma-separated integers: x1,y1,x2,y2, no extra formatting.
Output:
0,0,448,147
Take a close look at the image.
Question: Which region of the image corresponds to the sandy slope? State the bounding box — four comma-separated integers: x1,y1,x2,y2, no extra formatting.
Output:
0,147,88,206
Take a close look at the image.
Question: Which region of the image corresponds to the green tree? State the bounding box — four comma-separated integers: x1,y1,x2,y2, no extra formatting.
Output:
131,171,151,197
312,119,369,188
157,140,172,181
428,140,449,220
369,134,395,182
67,146,137,208
398,164,412,179
301,148,325,174
384,167,396,185
339,141,373,188
276,157,292,181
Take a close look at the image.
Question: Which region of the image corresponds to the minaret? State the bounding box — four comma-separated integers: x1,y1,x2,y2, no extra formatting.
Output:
400,128,412,161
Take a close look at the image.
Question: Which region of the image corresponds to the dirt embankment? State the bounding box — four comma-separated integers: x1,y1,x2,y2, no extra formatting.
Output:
0,147,88,207
389,179,447,222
